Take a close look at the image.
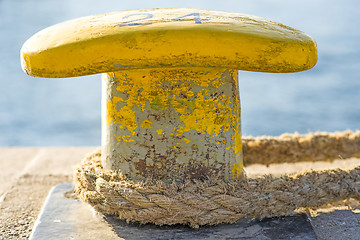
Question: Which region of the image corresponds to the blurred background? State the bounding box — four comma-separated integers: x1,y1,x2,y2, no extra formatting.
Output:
0,0,359,146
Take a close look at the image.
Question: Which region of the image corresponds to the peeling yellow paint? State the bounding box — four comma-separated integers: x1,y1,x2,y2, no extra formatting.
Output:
140,120,153,129
104,68,243,180
114,134,135,143
123,136,135,142
156,129,164,135
21,8,318,181
107,99,137,135
232,163,242,178
114,134,121,143
107,69,237,140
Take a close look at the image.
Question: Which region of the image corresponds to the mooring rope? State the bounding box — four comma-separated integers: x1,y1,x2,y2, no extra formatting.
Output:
242,131,360,166
74,131,360,228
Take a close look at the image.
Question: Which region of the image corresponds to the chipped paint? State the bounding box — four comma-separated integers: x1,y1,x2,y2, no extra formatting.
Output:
140,120,153,128
106,100,137,135
156,129,164,135
20,8,317,181
102,67,243,180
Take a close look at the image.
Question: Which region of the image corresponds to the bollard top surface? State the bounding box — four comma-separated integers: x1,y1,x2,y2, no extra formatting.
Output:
21,8,317,78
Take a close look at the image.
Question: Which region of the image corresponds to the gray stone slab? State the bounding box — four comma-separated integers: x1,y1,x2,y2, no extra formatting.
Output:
30,183,317,240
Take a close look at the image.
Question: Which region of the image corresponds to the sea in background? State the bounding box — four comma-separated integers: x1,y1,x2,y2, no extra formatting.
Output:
0,0,359,146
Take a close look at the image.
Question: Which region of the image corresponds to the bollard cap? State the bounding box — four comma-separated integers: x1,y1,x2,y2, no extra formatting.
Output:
21,8,317,78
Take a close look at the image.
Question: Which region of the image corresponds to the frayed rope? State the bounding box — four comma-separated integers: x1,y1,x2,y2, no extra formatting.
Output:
74,131,360,228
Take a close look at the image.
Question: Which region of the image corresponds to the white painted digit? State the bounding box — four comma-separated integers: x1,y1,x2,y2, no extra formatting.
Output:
173,13,202,24
120,13,154,27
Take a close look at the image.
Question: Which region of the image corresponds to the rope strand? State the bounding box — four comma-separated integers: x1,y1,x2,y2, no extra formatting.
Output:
74,131,360,228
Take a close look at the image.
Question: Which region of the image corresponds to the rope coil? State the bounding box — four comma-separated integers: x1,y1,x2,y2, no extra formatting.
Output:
74,131,360,228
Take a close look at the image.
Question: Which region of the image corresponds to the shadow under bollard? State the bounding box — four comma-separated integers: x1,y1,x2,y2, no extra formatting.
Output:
104,213,316,240
30,182,317,240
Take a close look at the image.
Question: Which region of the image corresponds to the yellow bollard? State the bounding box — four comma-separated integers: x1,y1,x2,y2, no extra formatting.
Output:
20,8,317,181
102,68,241,180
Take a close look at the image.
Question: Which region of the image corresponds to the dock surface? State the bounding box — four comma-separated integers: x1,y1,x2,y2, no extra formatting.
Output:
0,147,359,239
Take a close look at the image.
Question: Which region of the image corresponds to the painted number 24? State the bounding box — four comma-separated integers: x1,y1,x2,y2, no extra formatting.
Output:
119,13,203,27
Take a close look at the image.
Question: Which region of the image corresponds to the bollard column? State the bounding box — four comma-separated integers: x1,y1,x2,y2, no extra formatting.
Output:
20,8,317,183
21,7,319,233
101,68,242,180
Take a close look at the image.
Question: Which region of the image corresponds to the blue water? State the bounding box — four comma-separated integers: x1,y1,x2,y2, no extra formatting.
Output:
0,0,359,146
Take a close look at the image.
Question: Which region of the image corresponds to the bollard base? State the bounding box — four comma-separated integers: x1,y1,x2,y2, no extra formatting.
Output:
30,183,317,240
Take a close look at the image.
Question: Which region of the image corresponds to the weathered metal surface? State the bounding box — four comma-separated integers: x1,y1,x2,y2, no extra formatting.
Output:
102,68,242,180
20,8,317,78
30,183,317,240
20,7,318,181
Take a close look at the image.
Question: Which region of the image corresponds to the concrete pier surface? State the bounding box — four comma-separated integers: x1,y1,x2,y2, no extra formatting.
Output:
0,147,359,239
